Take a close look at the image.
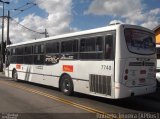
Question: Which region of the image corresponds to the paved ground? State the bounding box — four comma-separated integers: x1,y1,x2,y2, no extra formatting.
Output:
0,73,160,119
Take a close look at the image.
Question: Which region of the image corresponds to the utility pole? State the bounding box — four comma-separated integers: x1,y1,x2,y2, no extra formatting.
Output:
7,11,11,45
40,29,49,38
0,0,10,72
45,29,48,38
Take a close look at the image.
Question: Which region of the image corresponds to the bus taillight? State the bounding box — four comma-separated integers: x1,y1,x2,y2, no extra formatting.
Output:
124,69,128,80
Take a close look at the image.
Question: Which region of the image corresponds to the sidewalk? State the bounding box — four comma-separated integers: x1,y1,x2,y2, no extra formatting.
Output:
0,72,11,80
0,72,5,76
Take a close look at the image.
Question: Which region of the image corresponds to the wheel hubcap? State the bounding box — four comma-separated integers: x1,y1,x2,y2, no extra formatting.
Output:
63,80,70,92
13,72,17,80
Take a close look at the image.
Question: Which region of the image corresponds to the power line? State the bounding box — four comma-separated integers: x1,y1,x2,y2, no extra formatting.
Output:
28,0,46,6
10,17,44,34
14,2,32,11
2,17,46,40
14,2,37,11
4,2,35,11
12,5,37,17
2,2,37,17
11,2,37,17
0,1,49,40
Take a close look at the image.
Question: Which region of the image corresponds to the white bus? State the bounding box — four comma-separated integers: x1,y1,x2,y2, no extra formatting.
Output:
156,44,160,85
5,24,157,99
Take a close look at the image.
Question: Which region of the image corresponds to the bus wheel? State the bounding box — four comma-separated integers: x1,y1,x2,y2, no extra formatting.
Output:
12,70,18,81
60,75,74,96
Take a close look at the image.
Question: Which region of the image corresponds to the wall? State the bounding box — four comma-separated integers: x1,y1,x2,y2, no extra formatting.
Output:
155,27,160,44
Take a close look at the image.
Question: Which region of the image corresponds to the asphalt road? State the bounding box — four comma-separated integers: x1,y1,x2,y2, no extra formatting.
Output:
0,73,160,119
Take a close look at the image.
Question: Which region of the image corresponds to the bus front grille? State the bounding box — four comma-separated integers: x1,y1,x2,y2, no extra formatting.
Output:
89,74,111,96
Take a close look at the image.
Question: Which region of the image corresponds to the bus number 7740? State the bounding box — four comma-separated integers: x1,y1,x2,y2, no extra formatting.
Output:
101,65,111,70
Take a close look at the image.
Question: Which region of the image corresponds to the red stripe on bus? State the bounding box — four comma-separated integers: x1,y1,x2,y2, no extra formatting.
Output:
16,64,21,69
63,65,73,72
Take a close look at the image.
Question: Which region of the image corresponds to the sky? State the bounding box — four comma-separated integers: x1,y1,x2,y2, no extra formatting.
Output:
0,0,159,43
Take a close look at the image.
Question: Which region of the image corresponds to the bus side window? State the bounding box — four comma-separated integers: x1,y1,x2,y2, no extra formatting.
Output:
105,35,113,59
41,44,44,53
24,46,32,54
34,45,38,54
46,42,59,53
61,40,78,59
96,37,103,51
16,47,24,55
34,44,45,64
80,39,86,52
34,44,44,54
12,48,16,55
80,36,103,59
34,55,45,65
61,40,78,53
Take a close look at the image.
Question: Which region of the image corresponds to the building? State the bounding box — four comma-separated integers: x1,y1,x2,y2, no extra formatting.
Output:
154,25,160,44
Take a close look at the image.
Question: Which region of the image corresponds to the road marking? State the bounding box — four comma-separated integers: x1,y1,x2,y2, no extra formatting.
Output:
0,80,119,119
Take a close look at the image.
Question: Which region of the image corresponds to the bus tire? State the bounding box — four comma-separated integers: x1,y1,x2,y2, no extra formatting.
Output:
12,70,18,81
60,75,74,96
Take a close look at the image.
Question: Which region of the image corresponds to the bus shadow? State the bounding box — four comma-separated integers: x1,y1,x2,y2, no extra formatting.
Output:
73,92,160,112
17,80,60,91
0,75,12,80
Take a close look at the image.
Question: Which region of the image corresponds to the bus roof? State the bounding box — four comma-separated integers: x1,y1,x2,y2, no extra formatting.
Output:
7,24,154,47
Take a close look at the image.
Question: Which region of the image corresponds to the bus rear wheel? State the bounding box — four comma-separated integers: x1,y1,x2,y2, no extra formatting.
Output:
60,75,74,96
12,70,18,81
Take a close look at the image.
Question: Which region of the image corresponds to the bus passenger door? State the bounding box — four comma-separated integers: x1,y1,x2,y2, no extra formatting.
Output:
31,44,45,84
32,55,45,84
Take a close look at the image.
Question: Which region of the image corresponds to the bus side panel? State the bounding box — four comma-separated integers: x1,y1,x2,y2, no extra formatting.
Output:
114,59,127,98
42,61,76,88
74,61,115,99
5,64,33,81
34,61,79,88
30,65,44,84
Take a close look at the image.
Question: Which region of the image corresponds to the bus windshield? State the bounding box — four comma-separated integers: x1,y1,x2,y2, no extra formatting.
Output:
125,28,155,55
